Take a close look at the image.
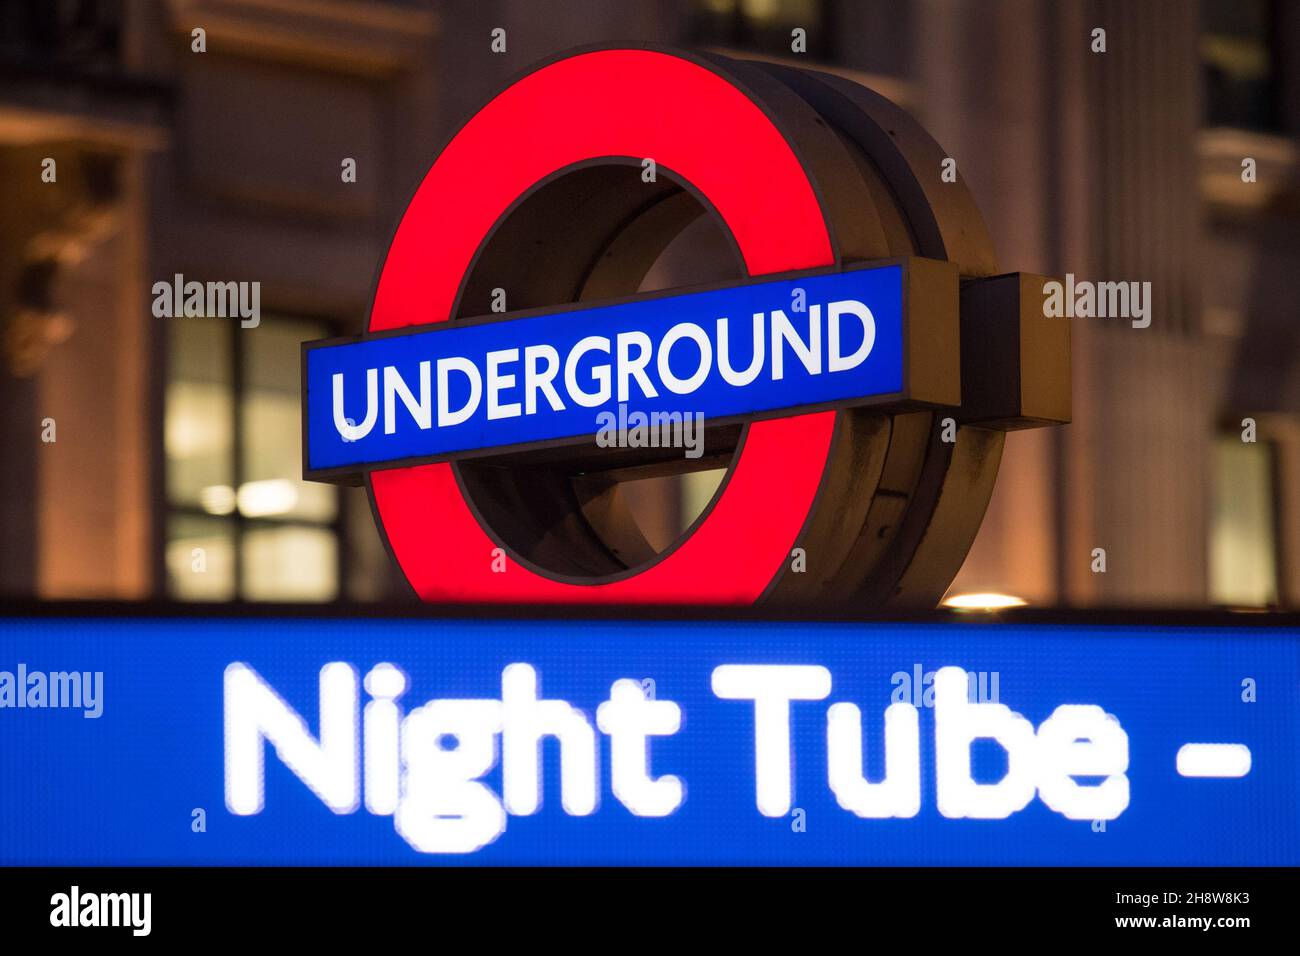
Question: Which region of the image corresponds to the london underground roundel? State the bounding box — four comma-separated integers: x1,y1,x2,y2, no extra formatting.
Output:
302,47,1070,607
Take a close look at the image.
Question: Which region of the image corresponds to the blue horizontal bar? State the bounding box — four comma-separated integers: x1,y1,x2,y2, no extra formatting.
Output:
1,616,1295,864
304,265,904,472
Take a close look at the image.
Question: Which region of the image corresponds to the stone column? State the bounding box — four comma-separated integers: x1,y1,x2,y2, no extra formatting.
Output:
919,0,1211,606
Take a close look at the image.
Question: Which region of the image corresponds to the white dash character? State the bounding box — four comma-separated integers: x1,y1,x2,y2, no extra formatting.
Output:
1176,743,1252,778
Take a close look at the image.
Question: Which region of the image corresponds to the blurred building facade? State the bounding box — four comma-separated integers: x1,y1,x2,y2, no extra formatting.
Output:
0,0,1296,608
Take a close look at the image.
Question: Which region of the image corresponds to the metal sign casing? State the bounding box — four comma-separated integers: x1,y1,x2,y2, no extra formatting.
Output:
302,47,1070,606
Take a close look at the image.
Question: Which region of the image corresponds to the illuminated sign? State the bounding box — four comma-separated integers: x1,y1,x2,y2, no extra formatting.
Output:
1,615,1295,865
300,46,1071,607
305,264,911,475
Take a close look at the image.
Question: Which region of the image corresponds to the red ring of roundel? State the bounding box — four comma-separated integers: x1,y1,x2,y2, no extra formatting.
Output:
367,48,839,604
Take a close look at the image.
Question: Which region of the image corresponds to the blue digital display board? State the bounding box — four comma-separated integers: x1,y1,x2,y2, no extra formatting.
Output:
304,265,904,473
0,616,1296,865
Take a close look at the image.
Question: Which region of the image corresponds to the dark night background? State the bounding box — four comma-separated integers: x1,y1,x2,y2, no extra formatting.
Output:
0,0,1296,611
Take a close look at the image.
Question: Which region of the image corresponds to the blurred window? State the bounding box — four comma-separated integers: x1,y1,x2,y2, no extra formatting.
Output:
165,315,339,602
689,0,832,61
1210,434,1279,607
1202,0,1279,131
0,0,122,73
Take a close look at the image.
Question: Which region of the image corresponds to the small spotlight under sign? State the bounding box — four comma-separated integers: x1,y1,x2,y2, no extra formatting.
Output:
942,592,1028,611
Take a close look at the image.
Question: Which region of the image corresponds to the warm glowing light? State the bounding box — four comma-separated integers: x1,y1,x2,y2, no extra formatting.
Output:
236,479,299,517
205,481,301,517
942,593,1028,611
199,485,236,515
